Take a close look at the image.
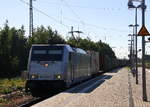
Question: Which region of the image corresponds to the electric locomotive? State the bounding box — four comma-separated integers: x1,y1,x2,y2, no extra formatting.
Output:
25,44,92,96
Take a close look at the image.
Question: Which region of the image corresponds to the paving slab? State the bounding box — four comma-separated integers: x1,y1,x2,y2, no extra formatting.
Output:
130,68,150,107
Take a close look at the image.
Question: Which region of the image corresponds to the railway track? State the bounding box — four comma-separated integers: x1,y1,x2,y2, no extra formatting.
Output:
17,91,62,107
18,97,44,107
17,89,65,107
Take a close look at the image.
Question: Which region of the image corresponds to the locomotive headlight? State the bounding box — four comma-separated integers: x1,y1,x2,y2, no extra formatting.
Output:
31,74,38,79
57,75,61,79
44,64,49,67
54,74,62,79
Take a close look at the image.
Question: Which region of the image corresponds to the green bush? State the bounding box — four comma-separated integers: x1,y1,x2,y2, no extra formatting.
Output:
0,78,25,94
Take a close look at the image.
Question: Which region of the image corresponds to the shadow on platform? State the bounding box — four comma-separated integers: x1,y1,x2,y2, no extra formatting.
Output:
65,74,113,94
108,68,122,73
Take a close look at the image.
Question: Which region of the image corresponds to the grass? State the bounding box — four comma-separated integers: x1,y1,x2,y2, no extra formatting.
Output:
0,78,27,106
0,78,26,94
0,97,10,106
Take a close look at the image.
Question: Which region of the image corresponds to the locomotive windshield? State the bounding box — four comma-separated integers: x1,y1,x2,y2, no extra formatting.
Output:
31,46,63,61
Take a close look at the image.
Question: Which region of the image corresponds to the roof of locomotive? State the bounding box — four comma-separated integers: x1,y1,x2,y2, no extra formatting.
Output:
31,44,87,54
31,44,68,46
74,48,87,54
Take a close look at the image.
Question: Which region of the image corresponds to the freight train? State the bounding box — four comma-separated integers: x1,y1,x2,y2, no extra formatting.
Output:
25,44,126,96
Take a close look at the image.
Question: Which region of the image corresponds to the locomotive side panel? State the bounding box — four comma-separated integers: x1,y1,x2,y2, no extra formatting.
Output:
69,52,91,84
99,53,105,71
88,51,100,75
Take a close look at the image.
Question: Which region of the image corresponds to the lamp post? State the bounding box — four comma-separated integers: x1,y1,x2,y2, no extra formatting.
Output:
129,25,135,53
129,23,139,84
128,0,147,101
135,22,139,85
128,2,140,84
129,25,135,71
128,43,131,57
141,0,147,101
128,34,134,69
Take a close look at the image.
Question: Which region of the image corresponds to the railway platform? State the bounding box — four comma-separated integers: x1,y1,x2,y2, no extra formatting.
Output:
32,67,150,107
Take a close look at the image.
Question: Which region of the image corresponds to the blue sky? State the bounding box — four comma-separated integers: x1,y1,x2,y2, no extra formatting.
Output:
0,0,150,58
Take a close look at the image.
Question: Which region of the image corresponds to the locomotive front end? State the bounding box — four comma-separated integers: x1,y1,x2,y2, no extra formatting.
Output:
25,45,66,96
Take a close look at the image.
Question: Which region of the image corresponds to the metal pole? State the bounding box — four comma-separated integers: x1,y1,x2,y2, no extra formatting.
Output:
70,26,77,42
132,26,135,69
135,7,138,84
131,34,133,69
71,26,74,37
141,0,147,101
29,0,33,37
130,26,134,70
69,26,76,46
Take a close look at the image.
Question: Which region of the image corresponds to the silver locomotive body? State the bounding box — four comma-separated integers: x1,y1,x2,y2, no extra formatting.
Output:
25,44,95,96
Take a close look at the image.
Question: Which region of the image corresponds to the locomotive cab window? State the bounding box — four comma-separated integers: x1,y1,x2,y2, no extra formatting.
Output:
31,46,64,61
48,50,62,54
33,50,47,54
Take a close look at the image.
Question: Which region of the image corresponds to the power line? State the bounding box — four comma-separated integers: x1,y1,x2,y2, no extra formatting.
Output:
61,0,86,29
62,16,130,33
60,0,83,22
20,0,69,29
20,0,130,38
36,0,129,33
37,1,125,11
39,1,150,11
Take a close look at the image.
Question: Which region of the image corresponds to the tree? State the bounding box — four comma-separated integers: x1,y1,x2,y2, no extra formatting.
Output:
28,26,65,45
67,36,116,58
0,21,28,78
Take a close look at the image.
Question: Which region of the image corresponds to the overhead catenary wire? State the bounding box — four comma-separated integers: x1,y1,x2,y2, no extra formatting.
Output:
60,0,63,24
20,0,130,34
60,0,84,24
37,0,131,33
20,0,94,40
39,1,150,11
59,0,128,39
20,0,70,29
62,16,130,33
35,0,150,35
37,0,124,11
19,0,130,41
60,0,88,35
